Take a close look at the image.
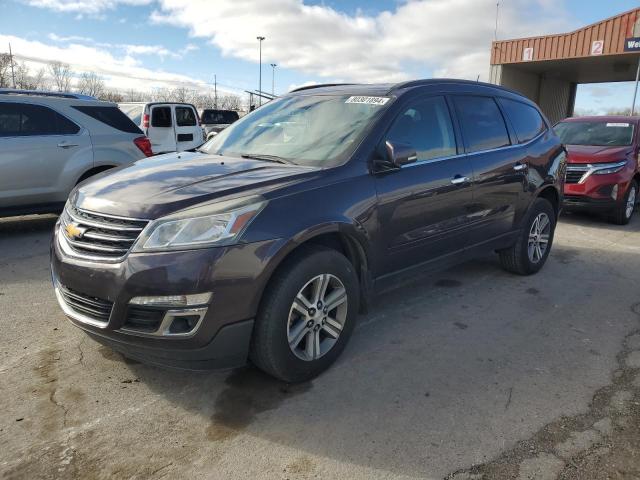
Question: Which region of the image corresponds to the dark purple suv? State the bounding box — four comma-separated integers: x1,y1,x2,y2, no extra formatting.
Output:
51,80,565,382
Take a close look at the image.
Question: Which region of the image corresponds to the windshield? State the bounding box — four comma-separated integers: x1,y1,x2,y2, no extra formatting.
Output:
202,110,239,124
198,94,391,167
554,120,635,147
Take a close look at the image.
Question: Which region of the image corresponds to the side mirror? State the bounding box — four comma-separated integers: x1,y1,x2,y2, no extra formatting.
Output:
385,140,417,167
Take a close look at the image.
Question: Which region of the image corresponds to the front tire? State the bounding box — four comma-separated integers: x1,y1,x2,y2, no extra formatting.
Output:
499,198,556,275
610,180,637,225
250,246,359,383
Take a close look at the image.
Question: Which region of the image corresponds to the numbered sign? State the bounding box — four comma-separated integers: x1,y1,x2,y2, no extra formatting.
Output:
522,47,534,61
591,40,604,55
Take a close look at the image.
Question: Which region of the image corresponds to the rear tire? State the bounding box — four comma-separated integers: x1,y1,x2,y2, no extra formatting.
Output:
250,246,359,383
610,180,637,225
499,198,556,275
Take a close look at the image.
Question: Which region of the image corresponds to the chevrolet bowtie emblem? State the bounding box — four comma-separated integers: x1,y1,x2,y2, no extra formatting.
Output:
65,223,86,240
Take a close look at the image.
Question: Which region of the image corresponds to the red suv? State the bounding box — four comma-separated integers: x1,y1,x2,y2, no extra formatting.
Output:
555,116,639,224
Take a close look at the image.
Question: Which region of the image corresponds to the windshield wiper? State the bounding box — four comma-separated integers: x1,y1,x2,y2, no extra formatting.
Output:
241,153,294,165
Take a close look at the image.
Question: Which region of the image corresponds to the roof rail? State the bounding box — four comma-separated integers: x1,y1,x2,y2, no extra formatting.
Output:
0,89,97,100
289,83,358,93
389,78,520,95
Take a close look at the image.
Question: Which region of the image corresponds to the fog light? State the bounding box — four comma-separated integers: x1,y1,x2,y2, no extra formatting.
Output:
611,184,619,200
129,293,212,307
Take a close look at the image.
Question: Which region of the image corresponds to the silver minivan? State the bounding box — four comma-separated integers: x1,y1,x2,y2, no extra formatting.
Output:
119,102,204,154
0,90,152,217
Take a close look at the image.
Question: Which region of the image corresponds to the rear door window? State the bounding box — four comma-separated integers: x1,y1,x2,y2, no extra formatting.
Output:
0,102,80,136
176,106,197,126
151,106,172,128
452,96,511,153
499,98,545,143
72,105,142,134
385,96,457,162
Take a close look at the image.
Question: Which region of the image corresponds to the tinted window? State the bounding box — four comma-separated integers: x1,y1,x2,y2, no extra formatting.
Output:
151,106,172,128
176,106,197,127
453,96,510,153
72,106,142,134
0,103,79,136
202,110,239,124
499,98,545,143
386,96,456,161
119,104,144,125
554,121,635,147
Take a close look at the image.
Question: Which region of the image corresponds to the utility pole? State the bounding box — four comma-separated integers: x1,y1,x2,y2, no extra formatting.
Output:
8,43,16,88
214,74,217,109
270,63,277,95
632,56,640,116
494,2,500,41
257,36,265,106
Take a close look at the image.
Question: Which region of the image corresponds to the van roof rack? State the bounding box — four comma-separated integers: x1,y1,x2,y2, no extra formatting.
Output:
0,89,97,100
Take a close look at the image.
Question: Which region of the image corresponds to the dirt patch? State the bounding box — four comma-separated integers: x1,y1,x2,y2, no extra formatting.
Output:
207,367,312,442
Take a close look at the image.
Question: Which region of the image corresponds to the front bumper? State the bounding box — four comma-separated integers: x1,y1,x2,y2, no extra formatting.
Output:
563,164,634,212
51,220,284,370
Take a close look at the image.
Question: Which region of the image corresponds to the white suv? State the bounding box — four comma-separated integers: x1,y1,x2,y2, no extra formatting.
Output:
119,102,204,153
0,90,153,217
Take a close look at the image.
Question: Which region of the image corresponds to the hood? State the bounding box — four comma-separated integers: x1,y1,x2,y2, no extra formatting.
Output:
565,145,633,164
72,151,319,219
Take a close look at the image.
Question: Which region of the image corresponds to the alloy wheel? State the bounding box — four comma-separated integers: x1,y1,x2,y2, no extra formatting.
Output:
287,273,348,361
626,185,636,220
528,213,551,264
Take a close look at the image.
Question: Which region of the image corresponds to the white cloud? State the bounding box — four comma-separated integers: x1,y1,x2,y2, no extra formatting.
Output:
150,0,573,84
24,0,152,15
1,34,239,95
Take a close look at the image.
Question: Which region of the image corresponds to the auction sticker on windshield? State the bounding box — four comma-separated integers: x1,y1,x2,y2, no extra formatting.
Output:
606,123,630,127
345,96,390,106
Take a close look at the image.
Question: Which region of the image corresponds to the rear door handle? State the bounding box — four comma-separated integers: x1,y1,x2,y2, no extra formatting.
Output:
450,176,470,185
57,142,78,149
513,163,527,172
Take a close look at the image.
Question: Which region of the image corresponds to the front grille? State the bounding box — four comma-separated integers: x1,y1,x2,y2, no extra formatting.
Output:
59,285,113,323
123,306,165,333
60,205,149,261
565,166,589,184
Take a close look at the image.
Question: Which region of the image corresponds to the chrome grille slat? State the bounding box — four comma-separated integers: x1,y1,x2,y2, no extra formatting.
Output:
59,205,150,262
58,285,113,323
60,289,112,310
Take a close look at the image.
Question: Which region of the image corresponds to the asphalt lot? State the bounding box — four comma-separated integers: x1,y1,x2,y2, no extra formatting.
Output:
1,212,639,480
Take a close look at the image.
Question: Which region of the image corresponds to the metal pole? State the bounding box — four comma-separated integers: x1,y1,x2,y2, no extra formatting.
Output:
271,63,277,95
9,43,16,88
632,56,640,116
214,74,217,109
257,36,265,106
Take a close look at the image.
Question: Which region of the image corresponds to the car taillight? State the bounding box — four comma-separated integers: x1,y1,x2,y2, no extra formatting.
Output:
134,136,153,157
143,113,149,129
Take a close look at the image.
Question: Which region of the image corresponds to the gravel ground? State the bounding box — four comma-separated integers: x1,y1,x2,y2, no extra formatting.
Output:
1,211,639,479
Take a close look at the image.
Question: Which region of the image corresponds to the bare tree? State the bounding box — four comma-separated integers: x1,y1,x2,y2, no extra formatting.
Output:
77,72,105,97
101,90,124,102
48,61,73,92
0,53,13,87
14,63,48,90
220,94,242,111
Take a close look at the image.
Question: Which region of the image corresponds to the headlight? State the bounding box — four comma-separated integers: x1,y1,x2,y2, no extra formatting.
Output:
133,201,265,252
592,161,627,175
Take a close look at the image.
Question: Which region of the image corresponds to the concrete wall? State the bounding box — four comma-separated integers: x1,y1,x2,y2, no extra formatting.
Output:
489,64,574,124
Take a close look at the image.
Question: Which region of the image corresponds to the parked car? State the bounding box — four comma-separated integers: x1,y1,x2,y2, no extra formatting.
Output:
200,108,240,140
51,79,565,382
555,116,640,224
0,89,152,217
119,102,204,154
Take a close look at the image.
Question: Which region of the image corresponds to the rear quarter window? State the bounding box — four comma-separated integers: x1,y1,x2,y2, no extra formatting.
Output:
72,106,142,134
499,98,546,143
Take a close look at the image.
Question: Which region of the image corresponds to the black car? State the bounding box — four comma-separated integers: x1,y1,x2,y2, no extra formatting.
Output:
201,109,240,140
51,79,565,382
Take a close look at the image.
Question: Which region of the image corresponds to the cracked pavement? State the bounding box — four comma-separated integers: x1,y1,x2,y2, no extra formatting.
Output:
1,211,639,479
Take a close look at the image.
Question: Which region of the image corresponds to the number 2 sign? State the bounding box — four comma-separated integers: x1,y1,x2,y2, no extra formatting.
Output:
591,40,604,55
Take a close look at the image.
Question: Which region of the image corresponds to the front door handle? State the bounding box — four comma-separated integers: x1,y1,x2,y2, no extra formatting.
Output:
513,163,527,172
450,176,470,185
57,142,78,149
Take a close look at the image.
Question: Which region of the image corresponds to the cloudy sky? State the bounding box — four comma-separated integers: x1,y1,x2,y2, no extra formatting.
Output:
1,0,638,112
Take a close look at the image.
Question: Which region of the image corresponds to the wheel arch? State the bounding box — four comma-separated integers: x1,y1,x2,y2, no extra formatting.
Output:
76,165,117,185
537,185,561,217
